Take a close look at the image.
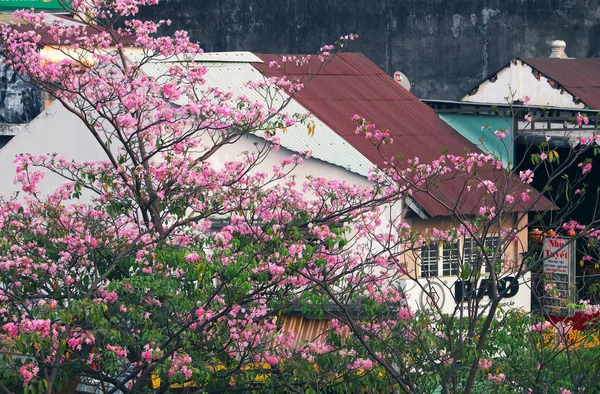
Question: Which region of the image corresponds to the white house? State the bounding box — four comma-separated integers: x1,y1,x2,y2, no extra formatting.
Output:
461,41,600,111
0,51,544,323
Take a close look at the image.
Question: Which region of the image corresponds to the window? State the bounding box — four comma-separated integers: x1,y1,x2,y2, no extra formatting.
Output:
420,243,439,277
463,237,501,273
483,237,500,273
442,242,460,276
463,238,476,265
421,237,503,278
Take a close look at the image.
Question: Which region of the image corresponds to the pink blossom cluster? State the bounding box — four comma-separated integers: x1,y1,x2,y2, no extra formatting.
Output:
168,352,193,380
526,321,552,333
106,344,128,358
19,363,39,386
347,358,375,371
487,373,506,383
478,358,493,370
141,344,163,363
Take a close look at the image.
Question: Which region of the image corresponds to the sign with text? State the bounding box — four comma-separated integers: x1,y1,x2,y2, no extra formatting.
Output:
541,237,575,317
401,273,531,315
0,0,67,10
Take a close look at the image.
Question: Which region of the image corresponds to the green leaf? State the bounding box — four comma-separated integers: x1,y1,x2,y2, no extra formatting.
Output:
460,263,471,280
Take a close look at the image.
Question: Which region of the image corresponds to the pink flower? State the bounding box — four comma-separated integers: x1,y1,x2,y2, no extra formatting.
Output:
519,169,534,184
141,350,153,363
185,252,201,262
141,345,162,363
505,195,515,204
106,344,128,358
487,373,506,383
576,112,589,127
494,130,507,139
524,113,533,122
578,162,592,174
348,358,374,370
478,358,493,370
19,363,39,386
526,321,551,333
561,389,572,394
539,152,547,160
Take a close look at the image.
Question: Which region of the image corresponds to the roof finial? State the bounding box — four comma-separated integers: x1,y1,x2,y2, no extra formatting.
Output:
549,40,568,59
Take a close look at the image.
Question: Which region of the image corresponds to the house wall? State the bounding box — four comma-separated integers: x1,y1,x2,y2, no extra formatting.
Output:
0,102,107,199
208,132,372,188
461,60,586,109
400,213,531,314
0,102,373,200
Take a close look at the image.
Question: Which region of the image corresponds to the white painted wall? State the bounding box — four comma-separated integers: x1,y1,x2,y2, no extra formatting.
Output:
210,133,371,188
0,102,106,199
401,272,531,315
462,60,585,110
0,102,374,202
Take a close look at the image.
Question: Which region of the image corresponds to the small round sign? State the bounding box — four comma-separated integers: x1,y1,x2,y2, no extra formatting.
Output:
393,71,411,91
419,281,446,310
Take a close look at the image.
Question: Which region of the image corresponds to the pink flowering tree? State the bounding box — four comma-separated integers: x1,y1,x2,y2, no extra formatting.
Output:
0,1,378,393
297,108,600,393
1,1,600,394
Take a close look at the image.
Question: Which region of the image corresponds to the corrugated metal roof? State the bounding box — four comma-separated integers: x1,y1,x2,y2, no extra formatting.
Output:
187,51,264,63
126,50,263,64
519,58,600,110
139,52,552,217
282,316,329,346
253,53,555,216
140,60,376,177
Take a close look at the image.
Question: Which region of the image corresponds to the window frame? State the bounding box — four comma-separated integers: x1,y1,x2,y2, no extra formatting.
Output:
419,236,503,278
419,242,439,277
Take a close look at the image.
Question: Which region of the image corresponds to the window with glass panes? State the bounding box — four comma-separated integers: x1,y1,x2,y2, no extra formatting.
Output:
420,243,439,277
442,242,460,276
463,238,477,266
483,237,500,273
463,237,501,273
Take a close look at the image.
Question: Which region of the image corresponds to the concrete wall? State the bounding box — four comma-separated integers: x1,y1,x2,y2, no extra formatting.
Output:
138,0,600,100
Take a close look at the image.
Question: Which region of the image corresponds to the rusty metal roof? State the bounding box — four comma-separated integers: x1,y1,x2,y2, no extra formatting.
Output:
254,53,552,217
254,53,478,174
519,57,600,110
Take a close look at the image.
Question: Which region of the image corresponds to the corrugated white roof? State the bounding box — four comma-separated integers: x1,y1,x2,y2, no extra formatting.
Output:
140,59,375,177
124,51,263,64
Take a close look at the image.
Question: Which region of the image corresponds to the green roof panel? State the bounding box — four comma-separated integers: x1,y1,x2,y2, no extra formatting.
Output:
439,113,514,168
